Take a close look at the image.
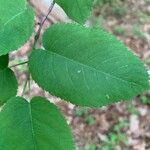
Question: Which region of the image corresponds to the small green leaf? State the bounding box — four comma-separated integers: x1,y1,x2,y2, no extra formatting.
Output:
0,97,74,150
55,0,93,23
0,55,17,105
29,24,149,107
0,69,18,105
0,55,8,70
0,0,34,56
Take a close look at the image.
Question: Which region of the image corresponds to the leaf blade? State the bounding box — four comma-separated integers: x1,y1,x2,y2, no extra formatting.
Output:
29,24,149,107
55,0,93,23
0,68,18,105
0,55,18,105
0,1,34,56
0,55,8,70
0,0,25,26
0,97,74,150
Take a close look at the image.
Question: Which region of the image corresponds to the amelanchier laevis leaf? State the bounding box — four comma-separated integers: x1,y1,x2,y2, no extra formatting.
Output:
0,55,18,105
54,0,93,24
0,54,8,70
0,0,34,56
29,23,149,107
0,97,74,150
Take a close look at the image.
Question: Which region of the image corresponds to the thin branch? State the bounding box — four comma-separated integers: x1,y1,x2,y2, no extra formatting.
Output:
34,1,55,43
21,77,28,97
20,1,55,97
21,72,31,97
28,74,31,98
10,61,28,68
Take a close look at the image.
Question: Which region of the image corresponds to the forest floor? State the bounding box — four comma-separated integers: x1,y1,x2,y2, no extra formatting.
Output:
10,0,150,149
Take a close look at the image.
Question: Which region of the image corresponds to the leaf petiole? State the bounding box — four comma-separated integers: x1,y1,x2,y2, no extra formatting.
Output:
10,61,28,68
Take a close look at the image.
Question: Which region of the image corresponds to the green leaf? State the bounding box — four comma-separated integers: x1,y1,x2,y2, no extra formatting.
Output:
0,69,18,105
0,0,25,26
0,0,34,56
29,23,149,107
0,55,18,105
0,97,74,150
55,0,93,23
0,55,8,70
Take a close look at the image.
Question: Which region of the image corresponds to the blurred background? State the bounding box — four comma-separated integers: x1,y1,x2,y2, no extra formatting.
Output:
10,0,150,149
